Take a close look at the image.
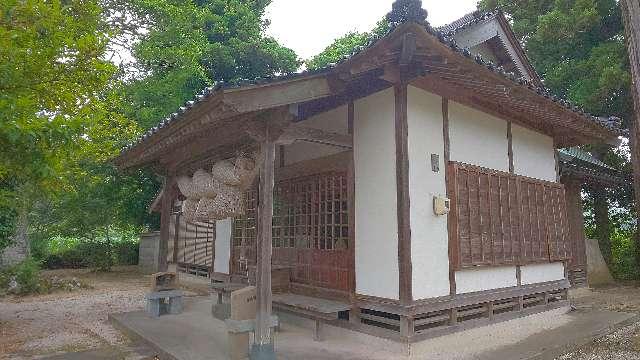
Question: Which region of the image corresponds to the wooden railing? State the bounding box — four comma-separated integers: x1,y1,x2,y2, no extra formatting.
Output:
447,162,571,269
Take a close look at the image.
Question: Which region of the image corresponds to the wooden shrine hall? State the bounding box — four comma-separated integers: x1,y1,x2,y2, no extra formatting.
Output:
115,0,622,355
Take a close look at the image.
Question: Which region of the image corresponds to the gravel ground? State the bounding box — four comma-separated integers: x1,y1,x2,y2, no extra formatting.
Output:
0,267,148,359
555,284,640,360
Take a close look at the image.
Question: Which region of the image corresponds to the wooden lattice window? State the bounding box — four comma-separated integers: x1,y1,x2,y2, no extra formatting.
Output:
448,162,571,269
231,172,352,292
272,173,349,251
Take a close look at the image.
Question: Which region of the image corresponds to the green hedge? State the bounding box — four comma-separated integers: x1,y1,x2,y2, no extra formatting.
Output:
41,239,139,270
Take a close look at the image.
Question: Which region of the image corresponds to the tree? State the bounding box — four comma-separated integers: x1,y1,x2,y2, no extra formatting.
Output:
479,0,633,268
306,19,390,70
123,0,301,129
0,0,123,255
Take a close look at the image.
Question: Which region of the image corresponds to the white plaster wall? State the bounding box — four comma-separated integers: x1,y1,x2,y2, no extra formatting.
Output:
449,101,509,171
520,262,565,285
407,86,451,299
455,266,518,294
511,123,557,182
284,105,348,165
354,88,399,300
213,218,232,274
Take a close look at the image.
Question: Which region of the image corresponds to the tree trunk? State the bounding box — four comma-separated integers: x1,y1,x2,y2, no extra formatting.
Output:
621,0,640,268
0,204,29,268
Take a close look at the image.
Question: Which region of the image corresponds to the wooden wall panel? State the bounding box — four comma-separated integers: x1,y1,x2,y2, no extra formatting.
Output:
175,217,215,268
449,162,571,268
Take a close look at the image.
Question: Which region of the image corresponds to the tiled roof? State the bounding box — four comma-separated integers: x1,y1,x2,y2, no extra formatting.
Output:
436,10,497,34
558,147,615,171
119,1,623,157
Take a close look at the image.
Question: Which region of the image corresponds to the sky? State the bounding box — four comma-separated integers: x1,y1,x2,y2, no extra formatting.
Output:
265,0,479,61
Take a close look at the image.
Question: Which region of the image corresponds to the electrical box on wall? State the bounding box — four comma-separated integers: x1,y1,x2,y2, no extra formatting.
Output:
430,153,440,172
433,196,450,216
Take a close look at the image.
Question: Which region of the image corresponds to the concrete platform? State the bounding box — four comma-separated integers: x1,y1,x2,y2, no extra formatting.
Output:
110,296,637,360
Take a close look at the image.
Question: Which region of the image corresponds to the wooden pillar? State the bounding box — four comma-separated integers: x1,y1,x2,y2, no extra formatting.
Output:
172,212,180,264
443,97,457,297
394,83,413,337
252,124,277,358
159,177,175,272
562,175,586,282
347,101,360,325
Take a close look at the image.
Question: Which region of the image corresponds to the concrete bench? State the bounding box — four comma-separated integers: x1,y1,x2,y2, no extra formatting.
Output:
273,293,351,341
145,290,183,317
210,282,248,320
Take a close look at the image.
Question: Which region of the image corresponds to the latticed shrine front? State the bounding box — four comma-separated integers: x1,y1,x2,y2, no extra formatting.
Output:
231,172,352,296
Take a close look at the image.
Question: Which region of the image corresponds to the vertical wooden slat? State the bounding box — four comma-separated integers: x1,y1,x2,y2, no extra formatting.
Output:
477,171,485,263
488,173,495,263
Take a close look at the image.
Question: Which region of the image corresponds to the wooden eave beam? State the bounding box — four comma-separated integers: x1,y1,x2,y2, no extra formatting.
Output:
222,75,332,113
277,126,353,149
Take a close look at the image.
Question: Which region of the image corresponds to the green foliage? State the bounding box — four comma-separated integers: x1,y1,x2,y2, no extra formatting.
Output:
306,19,390,70
40,231,140,270
478,0,631,119
123,0,301,129
114,241,139,265
1,0,298,271
0,258,41,295
610,227,640,280
480,0,636,278
0,0,118,192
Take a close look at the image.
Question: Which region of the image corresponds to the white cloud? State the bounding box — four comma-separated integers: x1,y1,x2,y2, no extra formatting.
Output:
265,0,479,60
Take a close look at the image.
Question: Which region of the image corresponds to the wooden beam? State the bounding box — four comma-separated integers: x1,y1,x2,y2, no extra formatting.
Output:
399,33,417,66
394,83,413,306
224,76,332,114
277,125,353,148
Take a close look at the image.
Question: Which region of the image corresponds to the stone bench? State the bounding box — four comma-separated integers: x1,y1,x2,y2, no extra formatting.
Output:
272,293,351,341
145,290,183,317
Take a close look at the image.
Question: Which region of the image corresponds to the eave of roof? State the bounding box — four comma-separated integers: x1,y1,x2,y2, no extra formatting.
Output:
437,10,543,86
559,147,615,170
116,0,623,169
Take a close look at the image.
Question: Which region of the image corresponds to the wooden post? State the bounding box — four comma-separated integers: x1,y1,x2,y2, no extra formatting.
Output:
621,0,640,268
347,101,360,325
395,82,413,338
251,124,277,359
173,212,180,264
159,177,175,272
562,175,587,284
395,83,412,304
